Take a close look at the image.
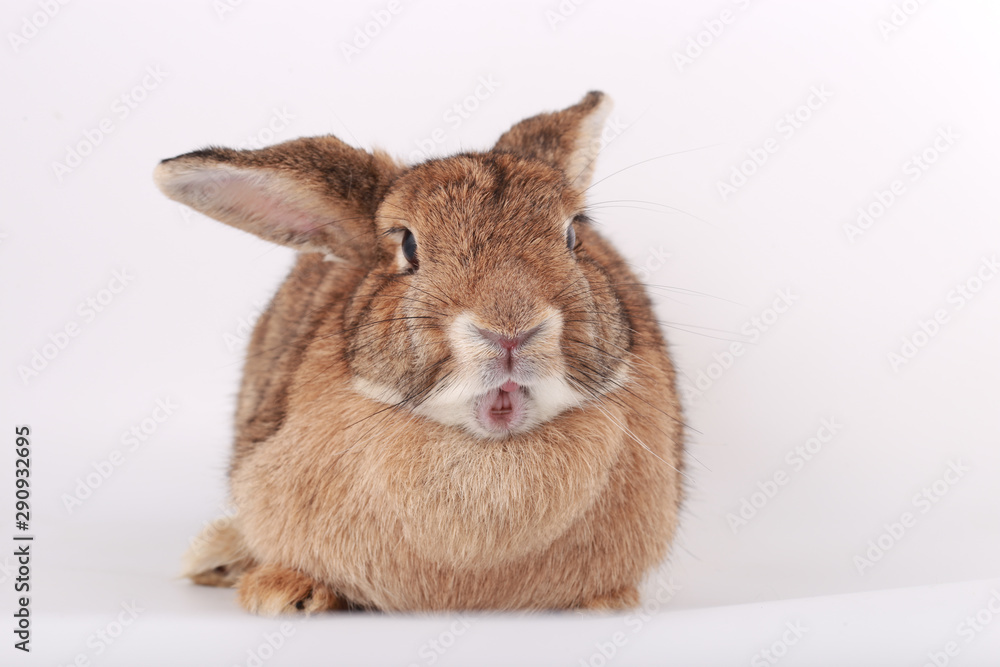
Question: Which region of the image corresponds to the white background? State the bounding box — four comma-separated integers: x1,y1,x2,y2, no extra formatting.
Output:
2,0,1000,665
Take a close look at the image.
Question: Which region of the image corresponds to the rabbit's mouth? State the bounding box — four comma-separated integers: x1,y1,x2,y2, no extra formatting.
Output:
476,381,528,433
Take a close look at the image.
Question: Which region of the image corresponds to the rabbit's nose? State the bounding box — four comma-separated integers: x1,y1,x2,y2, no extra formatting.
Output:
474,323,544,352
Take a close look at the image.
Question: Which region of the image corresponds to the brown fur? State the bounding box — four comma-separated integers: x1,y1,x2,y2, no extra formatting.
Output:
156,92,684,615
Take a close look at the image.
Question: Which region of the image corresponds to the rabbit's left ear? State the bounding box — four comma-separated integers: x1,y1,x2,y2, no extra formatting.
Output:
154,136,401,264
491,91,613,189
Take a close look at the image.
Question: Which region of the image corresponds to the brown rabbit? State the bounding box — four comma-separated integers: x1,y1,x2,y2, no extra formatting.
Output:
155,91,684,615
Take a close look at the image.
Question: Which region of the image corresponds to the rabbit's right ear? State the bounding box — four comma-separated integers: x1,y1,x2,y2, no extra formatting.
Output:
492,91,613,190
154,137,401,264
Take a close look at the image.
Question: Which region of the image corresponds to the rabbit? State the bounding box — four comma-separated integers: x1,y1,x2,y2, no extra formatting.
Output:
154,91,684,615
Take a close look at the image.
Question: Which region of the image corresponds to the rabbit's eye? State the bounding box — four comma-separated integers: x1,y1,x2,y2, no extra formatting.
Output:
402,229,418,268
566,222,577,252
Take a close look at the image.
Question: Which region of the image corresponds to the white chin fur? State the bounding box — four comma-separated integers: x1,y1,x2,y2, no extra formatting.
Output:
414,372,585,438
351,364,586,439
350,310,589,438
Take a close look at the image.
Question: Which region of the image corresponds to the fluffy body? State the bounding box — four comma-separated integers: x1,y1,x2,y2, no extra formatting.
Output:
157,92,684,614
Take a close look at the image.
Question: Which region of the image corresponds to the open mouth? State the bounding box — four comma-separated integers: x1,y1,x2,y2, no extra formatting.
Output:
476,380,527,433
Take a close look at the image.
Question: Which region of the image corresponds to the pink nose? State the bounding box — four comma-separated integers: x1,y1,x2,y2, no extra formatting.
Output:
496,335,520,351
475,323,543,352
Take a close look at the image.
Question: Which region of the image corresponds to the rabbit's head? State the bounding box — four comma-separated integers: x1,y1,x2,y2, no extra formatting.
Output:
155,92,635,438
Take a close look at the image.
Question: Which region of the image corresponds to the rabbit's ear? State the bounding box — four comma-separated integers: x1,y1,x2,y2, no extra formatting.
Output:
154,137,401,263
492,91,613,189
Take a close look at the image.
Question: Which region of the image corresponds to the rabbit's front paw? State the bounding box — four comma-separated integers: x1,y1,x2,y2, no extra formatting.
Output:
236,563,344,616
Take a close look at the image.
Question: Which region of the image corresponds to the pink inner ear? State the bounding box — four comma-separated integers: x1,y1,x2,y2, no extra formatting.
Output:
162,163,340,250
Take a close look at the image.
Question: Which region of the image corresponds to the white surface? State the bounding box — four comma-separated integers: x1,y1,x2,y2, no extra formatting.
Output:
3,0,1000,664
